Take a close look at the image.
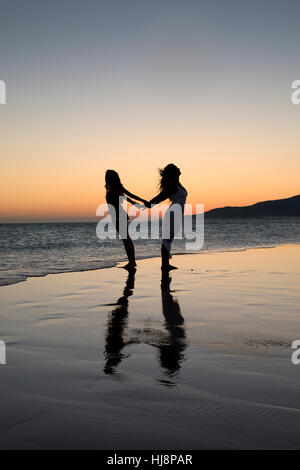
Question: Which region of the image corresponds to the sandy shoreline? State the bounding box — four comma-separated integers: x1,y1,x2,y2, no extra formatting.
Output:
0,245,300,449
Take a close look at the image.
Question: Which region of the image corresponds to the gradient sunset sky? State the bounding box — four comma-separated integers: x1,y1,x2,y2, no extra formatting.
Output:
1,0,299,221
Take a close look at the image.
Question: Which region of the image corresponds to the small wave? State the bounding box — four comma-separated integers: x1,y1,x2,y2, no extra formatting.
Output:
0,219,299,287
0,260,117,287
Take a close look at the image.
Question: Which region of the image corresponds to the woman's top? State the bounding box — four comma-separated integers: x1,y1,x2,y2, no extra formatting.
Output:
106,189,129,236
106,189,123,214
169,184,187,208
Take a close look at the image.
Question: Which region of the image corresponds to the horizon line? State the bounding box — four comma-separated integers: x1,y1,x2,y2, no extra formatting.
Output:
1,193,298,224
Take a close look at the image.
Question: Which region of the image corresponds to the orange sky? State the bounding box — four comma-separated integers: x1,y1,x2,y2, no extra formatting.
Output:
1,1,299,222
1,101,299,222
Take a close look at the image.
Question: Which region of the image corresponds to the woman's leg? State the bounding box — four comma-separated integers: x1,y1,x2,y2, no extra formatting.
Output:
161,244,171,270
122,236,136,268
161,211,177,270
116,215,136,269
161,243,177,270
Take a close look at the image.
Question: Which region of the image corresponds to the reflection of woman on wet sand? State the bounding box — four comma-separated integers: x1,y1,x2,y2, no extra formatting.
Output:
103,271,187,379
103,269,136,375
159,272,186,378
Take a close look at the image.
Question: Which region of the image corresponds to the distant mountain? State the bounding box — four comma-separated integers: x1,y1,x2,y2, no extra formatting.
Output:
205,195,300,218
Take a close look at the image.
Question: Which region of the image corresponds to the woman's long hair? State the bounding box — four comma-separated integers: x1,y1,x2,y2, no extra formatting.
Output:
105,170,123,191
158,164,181,190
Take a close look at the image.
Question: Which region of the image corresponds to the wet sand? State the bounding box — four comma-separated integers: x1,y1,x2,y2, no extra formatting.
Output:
0,245,300,449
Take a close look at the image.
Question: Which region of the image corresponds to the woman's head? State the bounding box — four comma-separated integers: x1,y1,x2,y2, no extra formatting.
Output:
159,164,181,190
105,170,122,189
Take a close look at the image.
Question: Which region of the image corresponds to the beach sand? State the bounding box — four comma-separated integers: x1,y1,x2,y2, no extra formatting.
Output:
0,244,300,449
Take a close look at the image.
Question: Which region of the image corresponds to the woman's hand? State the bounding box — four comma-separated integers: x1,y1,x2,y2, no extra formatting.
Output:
134,203,147,210
139,198,149,205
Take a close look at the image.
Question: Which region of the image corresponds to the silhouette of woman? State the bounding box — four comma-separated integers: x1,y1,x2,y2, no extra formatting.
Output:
105,170,147,269
103,269,136,375
147,164,187,271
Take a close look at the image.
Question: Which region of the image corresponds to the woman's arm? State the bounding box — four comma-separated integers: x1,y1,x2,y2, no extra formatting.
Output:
147,189,169,206
122,187,148,204
109,186,144,206
126,196,140,205
147,183,177,207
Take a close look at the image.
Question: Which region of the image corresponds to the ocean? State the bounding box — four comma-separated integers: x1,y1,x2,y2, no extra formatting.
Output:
0,217,299,286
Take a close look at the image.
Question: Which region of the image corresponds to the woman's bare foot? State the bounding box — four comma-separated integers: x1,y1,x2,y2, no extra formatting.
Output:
120,262,137,270
161,264,178,271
